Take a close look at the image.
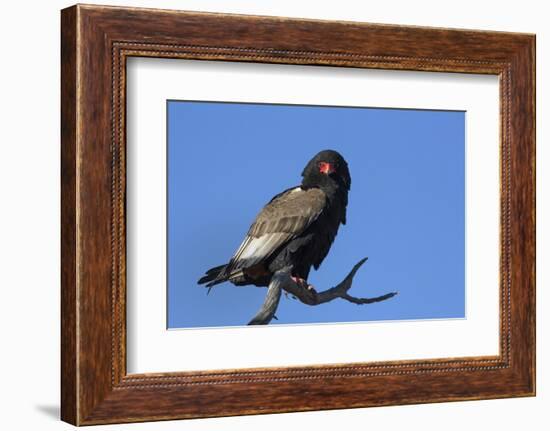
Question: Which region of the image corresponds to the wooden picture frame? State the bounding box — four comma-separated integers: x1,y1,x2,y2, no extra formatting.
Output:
61,4,535,425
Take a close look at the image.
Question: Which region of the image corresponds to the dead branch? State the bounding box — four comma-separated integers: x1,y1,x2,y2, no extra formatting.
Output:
247,270,283,325
248,257,398,325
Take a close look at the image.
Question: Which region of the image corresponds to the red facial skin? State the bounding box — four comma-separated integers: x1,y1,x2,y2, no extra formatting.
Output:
318,161,335,175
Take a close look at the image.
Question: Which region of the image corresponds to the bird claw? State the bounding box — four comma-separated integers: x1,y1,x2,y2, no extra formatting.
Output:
291,276,316,293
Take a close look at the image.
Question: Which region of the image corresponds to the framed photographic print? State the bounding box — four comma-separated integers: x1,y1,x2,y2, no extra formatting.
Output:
61,4,536,425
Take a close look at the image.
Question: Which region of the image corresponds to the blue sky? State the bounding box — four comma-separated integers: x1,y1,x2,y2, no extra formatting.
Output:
167,100,465,328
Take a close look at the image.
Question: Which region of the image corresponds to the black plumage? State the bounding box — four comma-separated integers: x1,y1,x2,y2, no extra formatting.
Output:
198,150,351,289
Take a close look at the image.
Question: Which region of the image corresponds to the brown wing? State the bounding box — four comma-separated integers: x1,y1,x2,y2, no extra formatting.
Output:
221,187,326,277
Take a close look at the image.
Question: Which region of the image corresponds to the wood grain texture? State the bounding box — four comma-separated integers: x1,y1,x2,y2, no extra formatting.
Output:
60,6,78,425
60,4,536,425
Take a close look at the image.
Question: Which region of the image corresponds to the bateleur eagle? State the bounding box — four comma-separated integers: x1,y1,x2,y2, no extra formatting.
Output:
198,149,351,291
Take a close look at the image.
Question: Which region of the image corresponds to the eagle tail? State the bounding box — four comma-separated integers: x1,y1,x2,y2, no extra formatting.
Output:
197,264,227,286
198,264,248,293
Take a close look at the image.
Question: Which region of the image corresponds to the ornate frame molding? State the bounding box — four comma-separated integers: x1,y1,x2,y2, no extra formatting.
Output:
61,5,535,425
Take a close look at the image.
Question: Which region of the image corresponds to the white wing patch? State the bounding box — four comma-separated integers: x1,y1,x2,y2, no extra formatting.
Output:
236,233,288,264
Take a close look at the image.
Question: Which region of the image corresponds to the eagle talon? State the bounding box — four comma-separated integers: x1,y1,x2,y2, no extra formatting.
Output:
291,276,316,293
290,275,306,287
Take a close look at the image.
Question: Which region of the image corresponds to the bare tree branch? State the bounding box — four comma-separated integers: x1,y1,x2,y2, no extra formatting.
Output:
248,270,284,325
248,257,398,325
